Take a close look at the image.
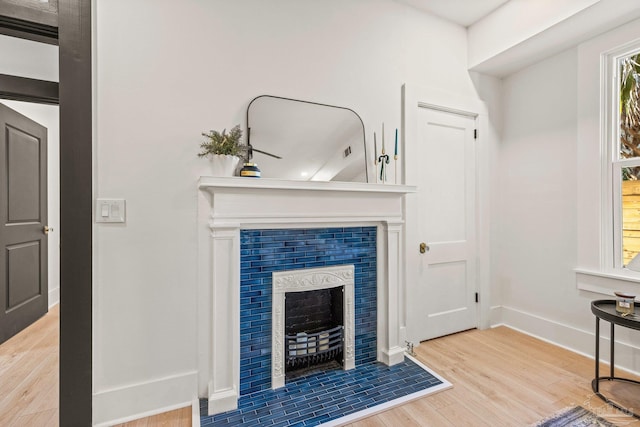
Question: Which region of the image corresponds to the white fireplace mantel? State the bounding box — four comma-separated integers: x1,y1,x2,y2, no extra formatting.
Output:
199,176,415,193
197,177,416,415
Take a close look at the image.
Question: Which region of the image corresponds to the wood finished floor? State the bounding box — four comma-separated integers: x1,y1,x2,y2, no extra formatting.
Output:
0,304,58,427
345,328,640,427
2,308,638,426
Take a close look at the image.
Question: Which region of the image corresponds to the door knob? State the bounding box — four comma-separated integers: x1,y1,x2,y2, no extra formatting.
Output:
419,242,429,253
44,226,53,235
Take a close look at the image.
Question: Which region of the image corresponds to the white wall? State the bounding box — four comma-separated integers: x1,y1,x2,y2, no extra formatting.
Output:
498,47,582,326
468,0,640,77
470,71,503,324
92,0,482,424
495,21,640,371
0,34,58,81
468,0,599,69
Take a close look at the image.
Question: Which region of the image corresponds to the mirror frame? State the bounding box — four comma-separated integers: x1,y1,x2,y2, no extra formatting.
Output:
246,94,369,183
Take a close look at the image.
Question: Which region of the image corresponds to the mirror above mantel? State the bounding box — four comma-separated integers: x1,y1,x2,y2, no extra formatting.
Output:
246,95,369,183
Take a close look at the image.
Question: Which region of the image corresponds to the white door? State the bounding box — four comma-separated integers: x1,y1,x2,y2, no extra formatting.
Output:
412,107,477,341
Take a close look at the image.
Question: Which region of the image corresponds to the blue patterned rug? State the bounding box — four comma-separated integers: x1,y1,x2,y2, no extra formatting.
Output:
533,406,618,427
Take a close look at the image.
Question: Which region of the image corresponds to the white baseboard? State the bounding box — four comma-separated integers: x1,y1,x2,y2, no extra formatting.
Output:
208,387,238,416
192,396,201,427
488,305,502,327
48,286,59,308
499,305,640,376
378,346,406,366
93,371,198,427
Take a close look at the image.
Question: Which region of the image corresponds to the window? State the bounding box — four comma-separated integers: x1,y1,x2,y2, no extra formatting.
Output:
575,29,640,290
612,48,640,271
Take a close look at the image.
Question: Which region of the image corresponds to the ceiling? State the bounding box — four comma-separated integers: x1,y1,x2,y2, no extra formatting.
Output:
397,0,510,27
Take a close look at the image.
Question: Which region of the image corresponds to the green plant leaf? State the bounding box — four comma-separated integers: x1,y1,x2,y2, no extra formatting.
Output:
198,124,247,157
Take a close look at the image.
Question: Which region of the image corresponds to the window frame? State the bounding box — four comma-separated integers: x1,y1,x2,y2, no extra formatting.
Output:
605,41,640,273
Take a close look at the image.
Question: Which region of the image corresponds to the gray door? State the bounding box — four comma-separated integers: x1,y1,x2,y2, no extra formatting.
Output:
0,102,48,344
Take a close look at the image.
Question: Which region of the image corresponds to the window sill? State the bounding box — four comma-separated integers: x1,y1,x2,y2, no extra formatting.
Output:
575,268,640,296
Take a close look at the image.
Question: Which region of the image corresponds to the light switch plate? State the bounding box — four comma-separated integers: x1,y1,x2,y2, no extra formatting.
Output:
95,199,126,223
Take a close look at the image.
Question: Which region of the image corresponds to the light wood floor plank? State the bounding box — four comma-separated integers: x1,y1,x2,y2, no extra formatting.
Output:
10,408,58,427
2,308,639,427
0,305,59,427
114,406,191,427
399,399,454,427
351,327,640,426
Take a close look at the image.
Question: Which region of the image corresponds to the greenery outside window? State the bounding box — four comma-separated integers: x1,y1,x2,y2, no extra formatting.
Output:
614,49,640,271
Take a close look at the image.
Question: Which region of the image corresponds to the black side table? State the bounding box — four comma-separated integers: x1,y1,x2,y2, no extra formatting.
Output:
591,299,640,419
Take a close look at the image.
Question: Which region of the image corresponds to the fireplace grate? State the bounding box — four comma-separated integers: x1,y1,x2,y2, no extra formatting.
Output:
285,325,343,370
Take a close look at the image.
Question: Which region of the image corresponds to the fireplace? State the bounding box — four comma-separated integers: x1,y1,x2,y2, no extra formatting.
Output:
284,289,343,374
197,177,415,415
240,229,370,395
272,265,355,389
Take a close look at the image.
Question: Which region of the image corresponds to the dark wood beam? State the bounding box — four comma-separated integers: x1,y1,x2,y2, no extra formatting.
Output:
0,0,58,27
0,1,58,44
58,0,92,425
0,74,58,104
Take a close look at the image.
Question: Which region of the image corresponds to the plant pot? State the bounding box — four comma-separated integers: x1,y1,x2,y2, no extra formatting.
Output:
209,155,240,177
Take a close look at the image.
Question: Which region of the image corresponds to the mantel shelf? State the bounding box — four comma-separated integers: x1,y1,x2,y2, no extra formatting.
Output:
199,176,416,194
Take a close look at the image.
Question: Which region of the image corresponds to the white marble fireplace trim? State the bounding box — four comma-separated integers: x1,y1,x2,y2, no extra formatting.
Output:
197,177,416,416
272,265,355,390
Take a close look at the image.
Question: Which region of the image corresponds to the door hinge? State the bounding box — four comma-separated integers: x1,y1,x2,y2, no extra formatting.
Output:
474,129,478,139
475,292,479,303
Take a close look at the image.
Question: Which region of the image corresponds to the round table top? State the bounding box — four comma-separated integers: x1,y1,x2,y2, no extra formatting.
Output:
591,299,640,331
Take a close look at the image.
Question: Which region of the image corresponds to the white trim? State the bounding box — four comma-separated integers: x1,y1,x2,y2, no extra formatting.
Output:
501,307,594,358
48,287,59,308
575,268,640,296
199,176,416,194
192,396,201,427
207,388,237,416
209,213,405,225
207,224,240,416
378,220,406,367
92,371,198,427
319,354,452,427
237,220,382,231
601,40,640,271
271,265,355,390
500,305,640,377
416,102,478,118
575,267,640,283
601,44,615,271
489,305,502,327
378,346,406,366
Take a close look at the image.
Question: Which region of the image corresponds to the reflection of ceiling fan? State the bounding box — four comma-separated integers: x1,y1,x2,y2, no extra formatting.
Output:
245,95,368,182
247,127,282,160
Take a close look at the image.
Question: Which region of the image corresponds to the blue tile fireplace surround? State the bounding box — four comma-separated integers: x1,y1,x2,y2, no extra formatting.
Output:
239,226,378,396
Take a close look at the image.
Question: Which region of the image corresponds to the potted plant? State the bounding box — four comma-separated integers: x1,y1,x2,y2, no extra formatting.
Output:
198,124,246,176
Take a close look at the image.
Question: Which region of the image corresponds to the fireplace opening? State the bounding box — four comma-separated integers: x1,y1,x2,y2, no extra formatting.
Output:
284,286,344,379
272,265,355,389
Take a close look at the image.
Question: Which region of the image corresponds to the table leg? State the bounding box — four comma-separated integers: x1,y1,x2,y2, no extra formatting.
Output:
610,322,615,378
595,317,600,392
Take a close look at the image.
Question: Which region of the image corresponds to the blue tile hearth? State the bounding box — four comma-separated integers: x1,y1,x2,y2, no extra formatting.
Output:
200,357,444,427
